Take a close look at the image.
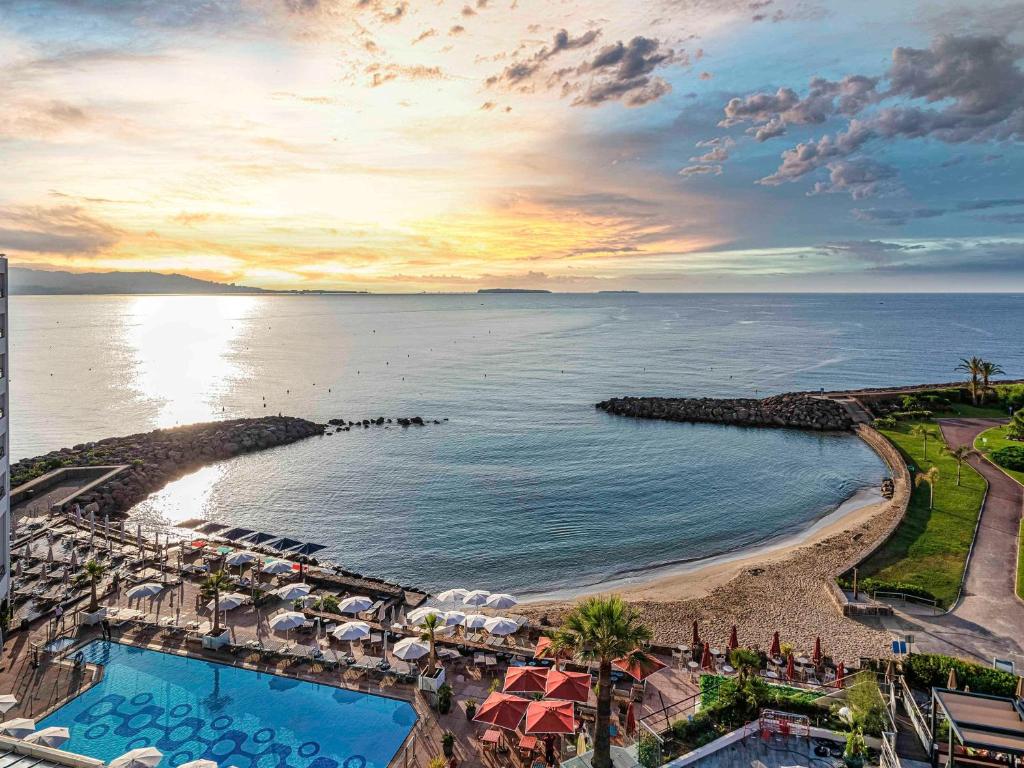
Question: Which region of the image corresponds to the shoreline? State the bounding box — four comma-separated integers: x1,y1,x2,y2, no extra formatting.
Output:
522,485,884,604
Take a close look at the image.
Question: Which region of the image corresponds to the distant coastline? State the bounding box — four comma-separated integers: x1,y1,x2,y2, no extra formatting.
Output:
477,288,552,294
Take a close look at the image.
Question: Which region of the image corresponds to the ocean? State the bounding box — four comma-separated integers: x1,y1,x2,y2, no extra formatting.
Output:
11,293,1023,596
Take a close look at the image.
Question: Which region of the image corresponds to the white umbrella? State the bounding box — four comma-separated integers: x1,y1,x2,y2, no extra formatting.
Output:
392,637,430,661
271,583,311,602
483,617,519,636
332,621,371,641
407,607,446,625
462,589,491,607
443,610,466,627
109,747,163,768
0,695,17,714
24,726,71,747
269,611,306,634
126,583,164,600
436,588,469,603
261,560,293,575
178,761,217,768
0,718,35,738
462,613,489,629
337,596,373,615
208,593,247,612
225,552,256,567
484,593,518,610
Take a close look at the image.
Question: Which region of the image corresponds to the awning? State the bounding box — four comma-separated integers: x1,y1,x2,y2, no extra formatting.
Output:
238,531,278,546
288,542,326,556
220,527,256,542
267,537,304,553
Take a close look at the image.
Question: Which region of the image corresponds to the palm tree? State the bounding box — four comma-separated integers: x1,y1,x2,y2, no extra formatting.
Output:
979,361,1005,403
955,357,986,405
419,612,441,676
915,466,940,510
910,424,932,458
552,595,652,768
943,444,976,486
202,570,232,636
84,559,106,612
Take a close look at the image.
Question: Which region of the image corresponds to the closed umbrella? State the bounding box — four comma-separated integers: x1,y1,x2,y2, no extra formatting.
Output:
261,560,292,575
701,642,714,671
109,747,163,768
24,726,70,747
407,607,446,625
626,702,637,737
127,583,164,600
786,653,795,682
813,636,822,667
728,625,739,653
436,588,468,603
462,613,488,630
484,593,518,610
0,695,17,714
69,549,78,569
473,692,529,731
692,620,700,648
836,662,846,689
483,617,518,636
0,718,34,738
462,590,491,607
337,596,372,615
544,669,590,702
503,666,548,694
392,637,430,661
947,666,958,690
271,584,311,602
612,651,667,681
525,699,575,735
770,631,781,659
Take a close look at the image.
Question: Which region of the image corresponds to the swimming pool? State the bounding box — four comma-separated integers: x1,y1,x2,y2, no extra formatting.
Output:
40,641,416,768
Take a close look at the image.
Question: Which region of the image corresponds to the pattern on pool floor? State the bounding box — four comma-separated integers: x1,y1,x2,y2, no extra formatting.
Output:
40,642,416,768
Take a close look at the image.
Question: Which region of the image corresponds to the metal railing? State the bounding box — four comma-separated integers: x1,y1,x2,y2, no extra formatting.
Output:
881,731,902,768
873,590,941,614
637,690,700,737
900,676,932,752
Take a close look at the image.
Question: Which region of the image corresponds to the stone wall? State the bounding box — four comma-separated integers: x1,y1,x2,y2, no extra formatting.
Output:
11,416,324,517
596,392,853,431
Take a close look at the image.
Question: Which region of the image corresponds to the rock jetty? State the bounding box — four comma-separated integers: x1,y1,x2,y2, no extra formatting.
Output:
596,393,852,431
12,416,324,517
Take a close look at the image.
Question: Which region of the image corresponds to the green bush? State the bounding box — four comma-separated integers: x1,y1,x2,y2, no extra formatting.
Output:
436,683,453,714
891,410,934,421
991,446,1024,471
995,385,1024,412
873,417,898,429
904,654,1017,697
637,734,661,768
837,576,938,605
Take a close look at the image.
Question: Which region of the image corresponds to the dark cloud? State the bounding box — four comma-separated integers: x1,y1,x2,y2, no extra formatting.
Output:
852,207,948,226
487,28,601,87
820,239,925,264
810,159,897,200
355,0,406,23
678,164,722,176
0,205,120,255
956,198,1024,211
572,37,676,107
852,197,1024,225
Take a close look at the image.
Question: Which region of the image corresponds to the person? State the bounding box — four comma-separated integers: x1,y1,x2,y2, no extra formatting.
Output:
54,605,64,632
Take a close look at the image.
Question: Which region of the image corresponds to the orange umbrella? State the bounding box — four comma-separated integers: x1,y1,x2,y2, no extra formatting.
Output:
691,620,700,647
625,702,637,736
473,692,529,730
525,699,575,735
612,651,667,681
700,642,714,671
534,637,569,661
544,669,590,703
786,653,795,681
769,631,781,658
835,662,845,689
728,625,739,653
812,636,822,666
503,666,548,694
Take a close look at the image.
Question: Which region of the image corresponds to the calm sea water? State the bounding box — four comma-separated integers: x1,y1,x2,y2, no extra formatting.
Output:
11,294,1023,595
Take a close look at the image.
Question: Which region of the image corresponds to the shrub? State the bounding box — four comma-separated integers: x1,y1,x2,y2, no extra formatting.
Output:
873,417,898,429
1006,409,1024,441
992,445,1024,471
836,576,939,605
904,654,1017,697
846,673,886,736
995,384,1024,412
891,410,934,421
637,733,661,768
437,683,453,714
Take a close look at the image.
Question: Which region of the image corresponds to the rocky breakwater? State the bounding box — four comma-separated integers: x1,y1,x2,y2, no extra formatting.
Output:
596,392,853,431
12,416,324,517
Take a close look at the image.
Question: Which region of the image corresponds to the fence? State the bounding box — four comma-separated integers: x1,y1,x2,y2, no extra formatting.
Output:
900,675,932,753
873,590,941,614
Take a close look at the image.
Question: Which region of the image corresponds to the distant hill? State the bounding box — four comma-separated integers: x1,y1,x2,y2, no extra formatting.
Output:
9,268,268,295
477,288,552,294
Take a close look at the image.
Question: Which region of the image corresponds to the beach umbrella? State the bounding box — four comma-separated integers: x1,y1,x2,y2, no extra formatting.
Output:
692,620,700,648
261,560,292,575
0,718,35,738
701,642,715,671
109,747,163,768
337,596,373,615
612,651,667,681
104,514,110,549
576,732,587,757
836,662,846,689
46,544,54,564
177,761,218,768
0,695,17,714
24,726,71,748
332,621,371,642
544,669,590,703
225,551,256,567
407,606,446,625
462,589,491,607
885,660,896,684
525,699,575,735
269,611,306,635
436,588,468,603
392,637,430,661
503,666,548,694
728,625,739,653
813,637,822,667
473,692,529,731
271,583,311,602
208,593,247,612
119,519,125,538
626,702,637,737
786,653,795,682
483,617,519,636
442,610,466,627
89,511,95,547
484,593,518,610
462,613,489,630
191,539,207,549
127,583,164,600
769,631,781,658
1016,676,1023,699
947,666,958,690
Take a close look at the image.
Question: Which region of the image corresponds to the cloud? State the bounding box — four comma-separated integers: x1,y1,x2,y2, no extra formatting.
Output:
980,212,1024,223
678,164,722,176
412,28,437,44
365,63,446,87
690,136,734,163
572,36,677,107
486,28,601,87
852,207,949,226
0,205,120,255
810,159,897,199
820,239,925,264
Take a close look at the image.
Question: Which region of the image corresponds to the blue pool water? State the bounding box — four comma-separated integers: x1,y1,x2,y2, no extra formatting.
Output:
40,642,416,768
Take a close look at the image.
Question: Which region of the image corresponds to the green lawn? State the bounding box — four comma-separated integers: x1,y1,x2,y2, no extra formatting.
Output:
974,424,1024,487
940,403,1015,419
859,421,987,607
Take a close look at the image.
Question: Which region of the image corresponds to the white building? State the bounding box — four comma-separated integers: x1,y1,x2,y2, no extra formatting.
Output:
0,255,8,610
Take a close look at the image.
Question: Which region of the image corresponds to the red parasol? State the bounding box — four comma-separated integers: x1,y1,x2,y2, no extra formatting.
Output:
525,699,576,735
534,636,570,661
473,692,530,730
769,631,781,658
728,625,739,653
503,666,549,694
625,702,637,737
191,539,207,549
691,620,700,648
812,636,822,666
700,642,715,671
612,651,668,681
785,653,795,681
544,669,590,703
835,662,845,689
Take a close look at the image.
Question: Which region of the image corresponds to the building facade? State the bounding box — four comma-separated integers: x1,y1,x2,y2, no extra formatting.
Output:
0,255,8,611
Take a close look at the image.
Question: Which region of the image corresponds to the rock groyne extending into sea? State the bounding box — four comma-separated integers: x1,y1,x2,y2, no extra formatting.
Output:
596,392,853,431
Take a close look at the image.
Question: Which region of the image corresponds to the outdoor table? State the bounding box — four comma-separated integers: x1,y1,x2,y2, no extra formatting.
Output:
687,661,699,670
722,665,736,675
796,657,811,665
481,729,502,747
519,734,539,753
765,670,780,680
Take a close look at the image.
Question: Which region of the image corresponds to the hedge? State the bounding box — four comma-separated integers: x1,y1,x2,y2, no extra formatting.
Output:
991,446,1024,472
837,576,939,605
904,654,1017,697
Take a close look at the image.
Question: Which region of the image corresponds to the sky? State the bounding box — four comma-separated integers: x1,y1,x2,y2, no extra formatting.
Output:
1,0,1023,292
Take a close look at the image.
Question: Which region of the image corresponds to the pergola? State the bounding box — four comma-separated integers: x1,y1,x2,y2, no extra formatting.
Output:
931,688,1024,767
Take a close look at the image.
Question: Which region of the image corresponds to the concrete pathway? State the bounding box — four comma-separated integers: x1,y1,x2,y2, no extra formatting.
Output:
882,418,1024,667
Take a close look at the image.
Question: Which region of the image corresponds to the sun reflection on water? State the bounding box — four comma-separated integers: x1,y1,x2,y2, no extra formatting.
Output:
130,464,224,530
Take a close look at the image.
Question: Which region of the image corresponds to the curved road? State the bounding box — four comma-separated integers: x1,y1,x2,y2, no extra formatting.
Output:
884,418,1024,666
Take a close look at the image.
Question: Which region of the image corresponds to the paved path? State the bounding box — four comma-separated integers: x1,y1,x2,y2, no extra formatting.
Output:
882,418,1024,666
